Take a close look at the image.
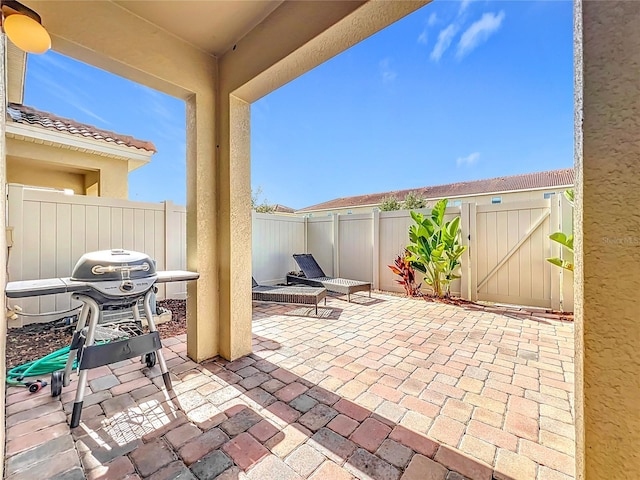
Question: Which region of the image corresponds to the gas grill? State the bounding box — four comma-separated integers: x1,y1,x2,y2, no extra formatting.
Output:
5,249,199,428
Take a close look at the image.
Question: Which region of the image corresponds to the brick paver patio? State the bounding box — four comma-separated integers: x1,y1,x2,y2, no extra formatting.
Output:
4,292,575,480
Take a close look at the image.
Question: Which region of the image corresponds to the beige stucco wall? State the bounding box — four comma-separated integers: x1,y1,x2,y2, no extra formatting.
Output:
6,138,130,198
0,37,8,479
7,158,86,194
576,1,640,478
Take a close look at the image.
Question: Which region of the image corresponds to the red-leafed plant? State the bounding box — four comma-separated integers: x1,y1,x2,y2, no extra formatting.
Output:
388,250,422,297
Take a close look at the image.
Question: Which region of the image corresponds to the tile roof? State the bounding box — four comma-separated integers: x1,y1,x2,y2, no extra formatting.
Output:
7,103,157,152
273,204,295,214
297,168,574,212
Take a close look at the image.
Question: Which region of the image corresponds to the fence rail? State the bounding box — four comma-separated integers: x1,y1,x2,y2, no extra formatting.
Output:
7,184,574,325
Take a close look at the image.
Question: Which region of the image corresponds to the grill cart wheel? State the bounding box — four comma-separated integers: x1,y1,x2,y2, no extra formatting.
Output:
145,352,156,368
51,371,63,397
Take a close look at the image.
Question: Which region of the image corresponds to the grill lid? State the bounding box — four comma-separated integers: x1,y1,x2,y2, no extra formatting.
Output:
71,249,156,282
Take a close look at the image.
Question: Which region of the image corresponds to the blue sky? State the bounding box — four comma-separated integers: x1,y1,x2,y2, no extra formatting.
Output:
24,1,573,210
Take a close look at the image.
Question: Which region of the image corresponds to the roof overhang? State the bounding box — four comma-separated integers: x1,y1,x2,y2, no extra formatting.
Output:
6,41,26,104
6,121,153,171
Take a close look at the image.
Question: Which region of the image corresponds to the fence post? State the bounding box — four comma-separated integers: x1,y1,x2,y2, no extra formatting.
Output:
560,192,574,312
333,214,340,277
460,203,471,300
162,200,174,299
6,185,24,325
372,209,380,290
549,196,562,311
6,184,23,285
468,203,478,301
303,215,308,253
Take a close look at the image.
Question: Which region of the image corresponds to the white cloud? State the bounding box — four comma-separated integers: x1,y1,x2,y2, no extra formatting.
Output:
459,0,475,14
30,70,110,125
457,11,505,58
417,29,428,45
456,152,480,168
428,12,438,26
379,58,397,83
430,24,459,62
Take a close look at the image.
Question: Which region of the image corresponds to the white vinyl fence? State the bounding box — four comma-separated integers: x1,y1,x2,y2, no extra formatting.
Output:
7,184,574,325
6,184,188,324
253,197,574,312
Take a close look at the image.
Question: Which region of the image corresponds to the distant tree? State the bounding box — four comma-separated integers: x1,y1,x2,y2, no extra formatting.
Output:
402,191,426,210
251,186,263,209
255,203,276,214
379,195,402,211
251,186,276,214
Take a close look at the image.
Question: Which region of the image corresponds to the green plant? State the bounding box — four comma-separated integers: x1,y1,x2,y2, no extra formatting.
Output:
388,249,422,297
406,198,467,298
402,191,426,210
379,195,402,211
546,189,574,271
255,203,276,213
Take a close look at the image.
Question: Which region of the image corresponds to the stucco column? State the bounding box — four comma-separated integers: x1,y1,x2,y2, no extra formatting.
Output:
216,94,253,360
98,162,129,199
0,35,9,479
575,2,640,478
186,92,220,362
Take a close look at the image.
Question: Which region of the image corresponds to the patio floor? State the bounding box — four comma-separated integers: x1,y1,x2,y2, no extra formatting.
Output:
4,292,574,480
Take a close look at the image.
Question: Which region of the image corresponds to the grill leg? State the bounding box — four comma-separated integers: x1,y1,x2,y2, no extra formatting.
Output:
71,296,100,428
64,301,90,387
142,290,172,391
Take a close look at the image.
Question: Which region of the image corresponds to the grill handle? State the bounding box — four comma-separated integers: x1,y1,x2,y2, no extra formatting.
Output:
91,263,151,275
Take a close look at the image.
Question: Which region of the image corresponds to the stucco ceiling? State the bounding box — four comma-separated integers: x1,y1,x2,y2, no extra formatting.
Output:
114,0,284,56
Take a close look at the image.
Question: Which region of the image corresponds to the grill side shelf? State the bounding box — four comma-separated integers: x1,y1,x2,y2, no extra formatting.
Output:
155,270,199,283
5,278,90,298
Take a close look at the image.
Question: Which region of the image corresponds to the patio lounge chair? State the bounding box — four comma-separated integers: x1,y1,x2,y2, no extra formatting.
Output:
252,277,326,315
288,253,371,302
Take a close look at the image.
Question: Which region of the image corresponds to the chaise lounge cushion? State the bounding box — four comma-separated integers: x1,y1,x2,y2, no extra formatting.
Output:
290,254,371,302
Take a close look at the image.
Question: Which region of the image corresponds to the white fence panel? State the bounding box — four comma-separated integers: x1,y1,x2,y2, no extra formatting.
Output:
7,185,187,323
338,214,373,283
475,200,553,308
377,208,461,295
306,217,334,277
165,201,188,298
252,212,305,284
378,210,417,293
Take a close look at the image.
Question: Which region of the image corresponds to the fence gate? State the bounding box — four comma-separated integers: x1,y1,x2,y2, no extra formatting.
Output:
471,200,555,308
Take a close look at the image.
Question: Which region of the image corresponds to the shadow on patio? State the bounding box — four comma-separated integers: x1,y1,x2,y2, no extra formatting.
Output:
4,292,574,480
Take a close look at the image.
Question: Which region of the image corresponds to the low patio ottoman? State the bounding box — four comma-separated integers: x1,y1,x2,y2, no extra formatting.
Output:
252,284,327,314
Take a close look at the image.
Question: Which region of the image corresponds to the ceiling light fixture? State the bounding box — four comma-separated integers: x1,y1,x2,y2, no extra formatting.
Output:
1,0,50,54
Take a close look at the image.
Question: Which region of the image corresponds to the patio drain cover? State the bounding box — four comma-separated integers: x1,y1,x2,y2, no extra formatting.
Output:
517,350,538,361
285,307,333,318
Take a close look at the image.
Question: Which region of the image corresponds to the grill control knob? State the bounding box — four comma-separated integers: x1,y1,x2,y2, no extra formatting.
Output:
120,281,134,292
